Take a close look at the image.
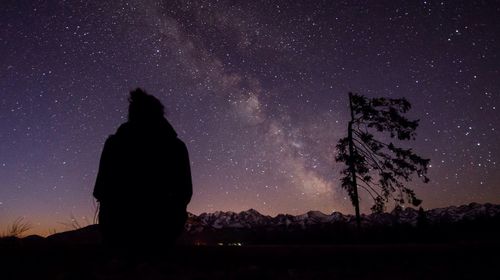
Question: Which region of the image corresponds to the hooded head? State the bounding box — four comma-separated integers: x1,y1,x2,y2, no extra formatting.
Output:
128,88,164,122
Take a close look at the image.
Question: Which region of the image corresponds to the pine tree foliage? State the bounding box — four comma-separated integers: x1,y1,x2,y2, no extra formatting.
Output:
336,93,430,216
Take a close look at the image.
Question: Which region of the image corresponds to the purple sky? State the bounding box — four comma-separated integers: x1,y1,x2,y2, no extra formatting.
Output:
1,0,499,235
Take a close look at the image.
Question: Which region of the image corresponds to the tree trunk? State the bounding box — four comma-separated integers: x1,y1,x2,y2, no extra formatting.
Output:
348,93,361,228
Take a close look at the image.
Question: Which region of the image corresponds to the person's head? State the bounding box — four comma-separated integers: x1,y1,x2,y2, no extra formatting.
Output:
128,88,164,122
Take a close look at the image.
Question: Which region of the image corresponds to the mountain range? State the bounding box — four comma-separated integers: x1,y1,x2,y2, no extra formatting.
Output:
185,202,500,232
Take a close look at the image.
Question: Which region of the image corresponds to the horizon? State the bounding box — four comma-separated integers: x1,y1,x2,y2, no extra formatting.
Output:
4,201,497,237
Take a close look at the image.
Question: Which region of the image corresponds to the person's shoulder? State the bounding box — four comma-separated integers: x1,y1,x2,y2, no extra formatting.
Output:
174,137,187,147
116,122,132,134
101,135,116,152
105,123,129,144
173,137,188,152
105,134,117,143
103,129,124,148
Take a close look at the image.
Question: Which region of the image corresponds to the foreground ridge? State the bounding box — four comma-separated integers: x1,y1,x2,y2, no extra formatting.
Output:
35,202,500,246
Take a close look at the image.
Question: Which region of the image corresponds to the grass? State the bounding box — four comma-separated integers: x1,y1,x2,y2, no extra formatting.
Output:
59,213,95,231
59,214,84,230
1,217,32,238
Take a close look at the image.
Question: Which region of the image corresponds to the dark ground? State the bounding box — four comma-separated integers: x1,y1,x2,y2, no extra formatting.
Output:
1,242,499,280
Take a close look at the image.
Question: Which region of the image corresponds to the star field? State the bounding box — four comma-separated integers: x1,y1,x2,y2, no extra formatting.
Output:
0,0,499,235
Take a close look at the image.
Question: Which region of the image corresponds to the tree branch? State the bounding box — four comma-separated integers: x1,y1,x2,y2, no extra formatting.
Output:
356,175,382,197
352,138,385,171
357,184,377,201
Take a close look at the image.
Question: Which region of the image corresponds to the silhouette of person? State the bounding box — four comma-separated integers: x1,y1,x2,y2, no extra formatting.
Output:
93,88,192,253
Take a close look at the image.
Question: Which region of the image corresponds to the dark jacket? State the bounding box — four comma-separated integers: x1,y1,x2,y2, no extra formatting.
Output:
93,118,192,246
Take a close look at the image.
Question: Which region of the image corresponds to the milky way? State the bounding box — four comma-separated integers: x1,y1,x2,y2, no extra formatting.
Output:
1,0,499,235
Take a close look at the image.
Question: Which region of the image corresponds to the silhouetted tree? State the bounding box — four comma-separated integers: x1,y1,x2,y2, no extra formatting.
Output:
335,92,430,228
417,206,429,228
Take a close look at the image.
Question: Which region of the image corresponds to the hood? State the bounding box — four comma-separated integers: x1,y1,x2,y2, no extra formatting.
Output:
115,117,178,139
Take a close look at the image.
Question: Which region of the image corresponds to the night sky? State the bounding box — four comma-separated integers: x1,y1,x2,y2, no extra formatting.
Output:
1,0,499,235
